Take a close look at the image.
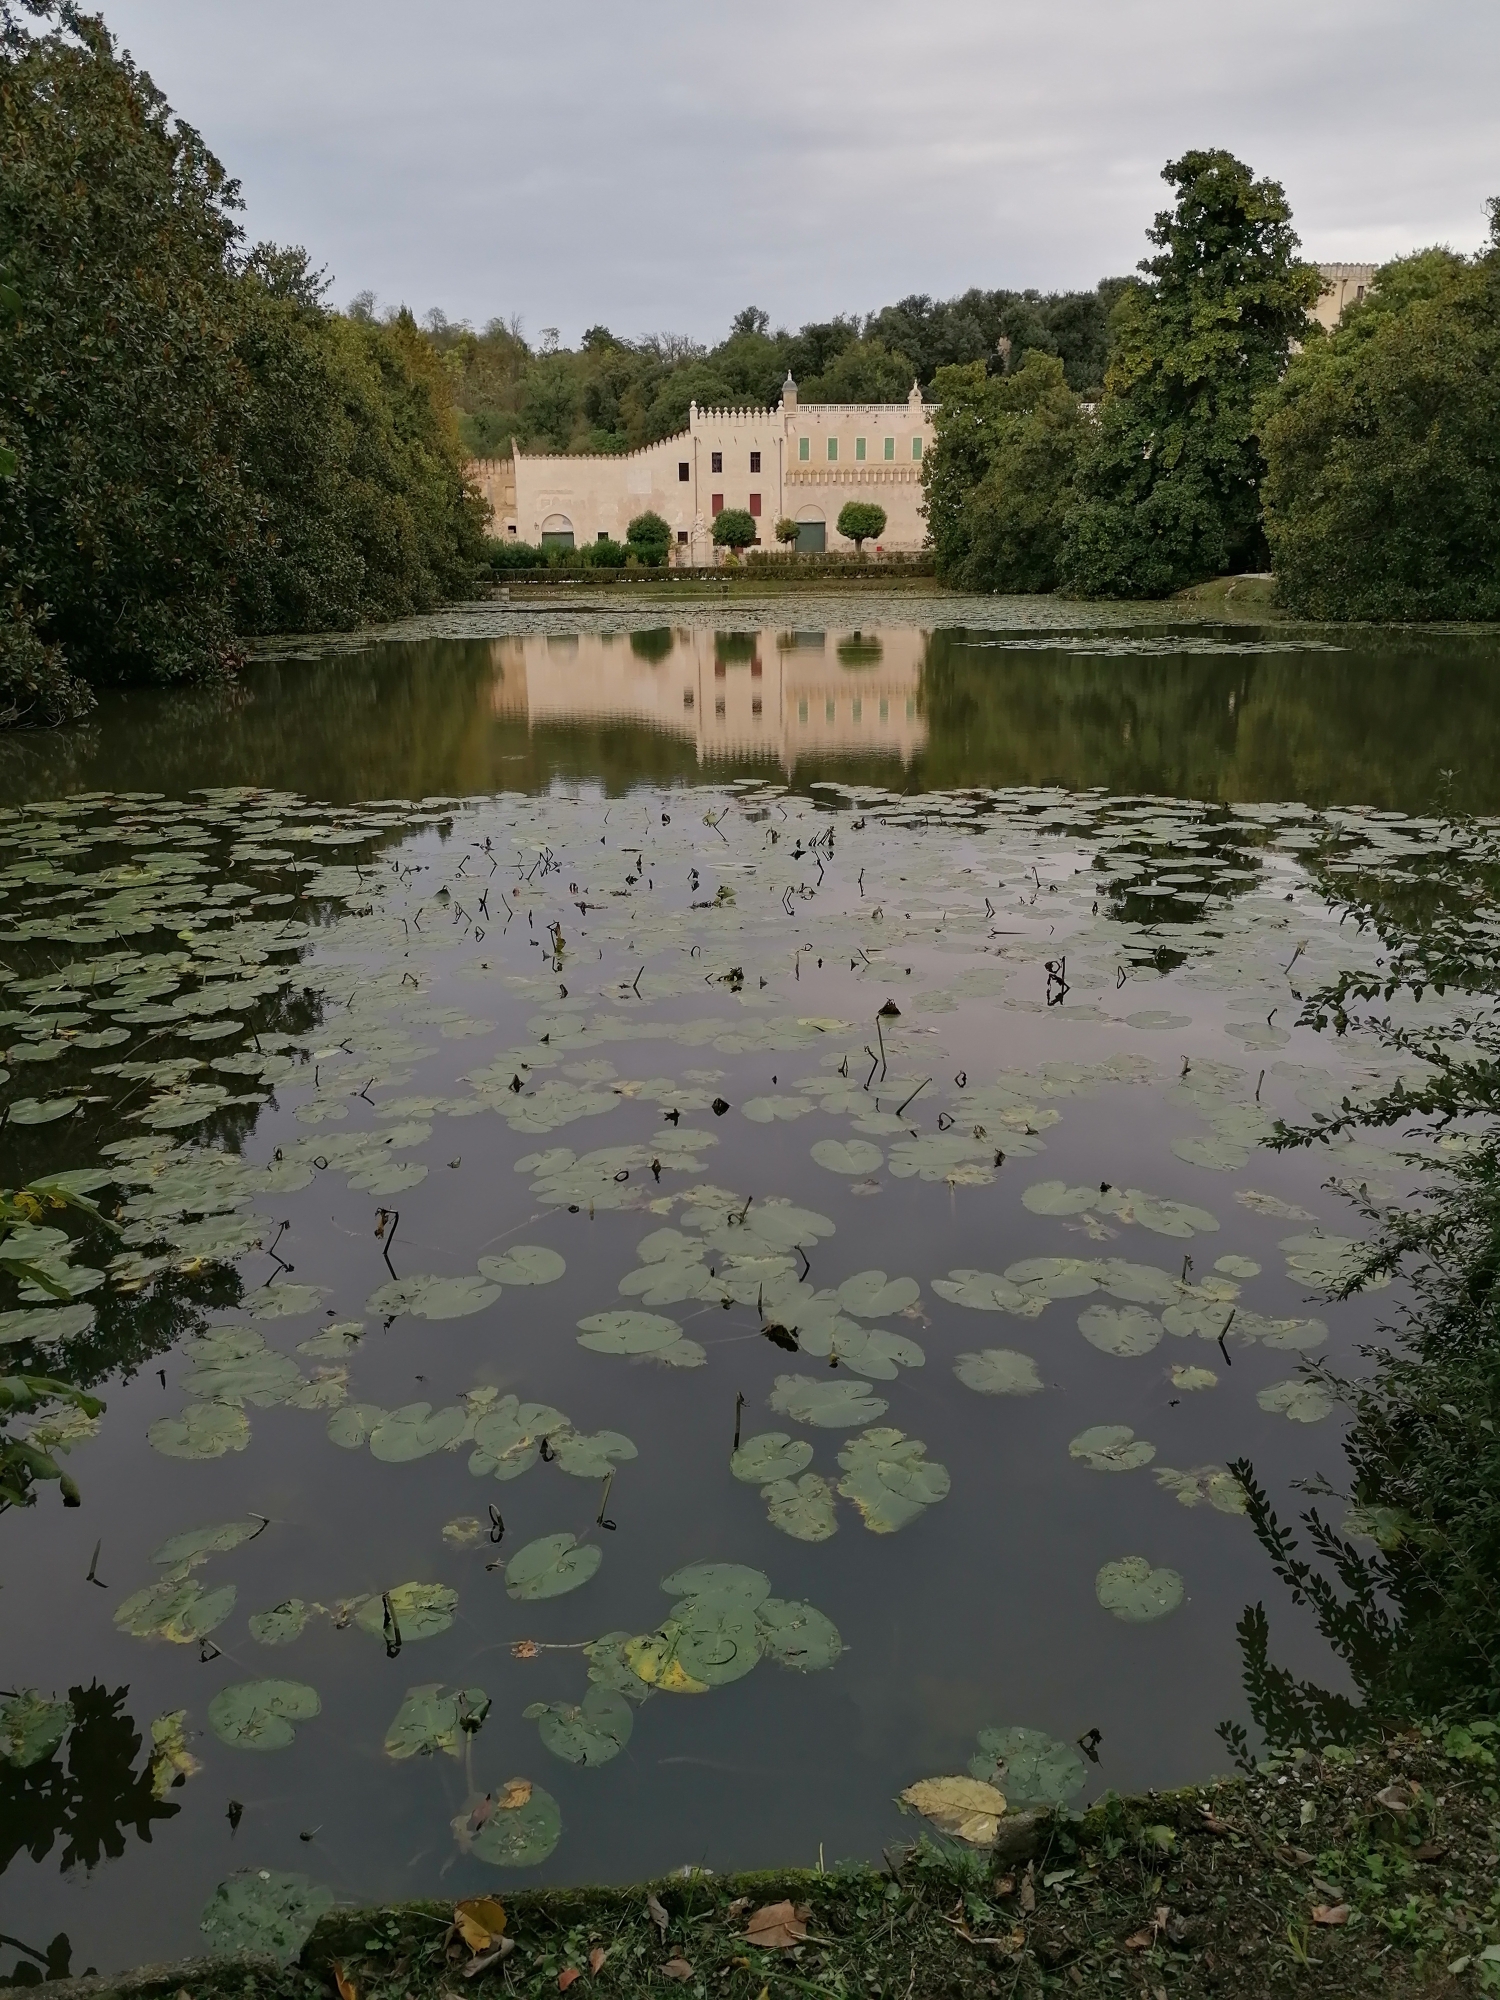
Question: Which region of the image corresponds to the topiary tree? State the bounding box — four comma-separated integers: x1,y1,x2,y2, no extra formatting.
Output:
836,501,887,551
775,516,799,548
627,510,671,563
712,507,756,552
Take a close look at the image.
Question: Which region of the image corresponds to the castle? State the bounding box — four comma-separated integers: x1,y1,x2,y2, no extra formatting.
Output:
467,374,935,563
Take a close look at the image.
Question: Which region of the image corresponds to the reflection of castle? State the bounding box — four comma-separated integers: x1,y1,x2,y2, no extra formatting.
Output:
486,627,927,769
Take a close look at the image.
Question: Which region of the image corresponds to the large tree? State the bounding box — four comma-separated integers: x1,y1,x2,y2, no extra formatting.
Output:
1061,150,1321,598
0,0,250,685
924,352,1086,592
1259,212,1500,621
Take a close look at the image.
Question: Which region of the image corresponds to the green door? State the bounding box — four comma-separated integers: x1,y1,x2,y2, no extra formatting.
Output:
796,520,826,554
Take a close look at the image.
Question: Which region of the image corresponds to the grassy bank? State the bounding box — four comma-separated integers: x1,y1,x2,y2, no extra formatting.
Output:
27,1726,1499,2000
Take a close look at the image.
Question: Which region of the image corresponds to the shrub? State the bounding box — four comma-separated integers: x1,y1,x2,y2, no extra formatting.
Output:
774,517,799,547
627,510,671,557
483,538,547,571
586,538,629,568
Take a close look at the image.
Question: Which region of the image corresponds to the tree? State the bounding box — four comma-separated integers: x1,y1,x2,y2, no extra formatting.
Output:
1060,150,1322,598
924,352,1087,591
775,516,799,548
1258,214,1500,621
836,501,888,551
626,510,671,564
712,507,756,552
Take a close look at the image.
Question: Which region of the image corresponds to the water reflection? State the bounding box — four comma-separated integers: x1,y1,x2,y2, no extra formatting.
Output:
1,612,1497,811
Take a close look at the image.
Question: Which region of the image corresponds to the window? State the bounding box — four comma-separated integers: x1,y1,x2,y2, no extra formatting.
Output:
825,699,835,722
798,437,810,462
827,437,838,462
714,697,725,717
506,523,517,536
797,698,808,722
884,437,895,460
748,493,761,517
750,659,762,679
711,494,724,516
677,529,688,543
855,437,866,461
678,462,690,481
912,436,923,460
711,451,723,473
852,698,862,722
684,688,694,707
751,696,762,717
879,697,888,721
1356,284,1366,301
597,530,609,542
750,451,761,473
714,661,726,678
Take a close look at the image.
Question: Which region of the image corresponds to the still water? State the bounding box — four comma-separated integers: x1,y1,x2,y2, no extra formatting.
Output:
0,601,1492,1976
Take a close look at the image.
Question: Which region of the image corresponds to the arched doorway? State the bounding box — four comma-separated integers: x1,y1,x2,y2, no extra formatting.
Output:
794,507,826,555
540,513,575,551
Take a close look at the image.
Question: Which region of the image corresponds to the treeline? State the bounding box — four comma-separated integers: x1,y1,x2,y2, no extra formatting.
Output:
426,287,1127,460
925,150,1500,617
0,3,489,725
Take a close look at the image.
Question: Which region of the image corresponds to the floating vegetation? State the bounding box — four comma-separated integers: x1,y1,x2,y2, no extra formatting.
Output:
207,1680,321,1751
505,1532,602,1601
0,1690,71,1768
836,1428,950,1532
1095,1557,1185,1623
453,1778,562,1868
384,1684,491,1760
1068,1425,1156,1472
524,1687,634,1767
967,1726,1088,1810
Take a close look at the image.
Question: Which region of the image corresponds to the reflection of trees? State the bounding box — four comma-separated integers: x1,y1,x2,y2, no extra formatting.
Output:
0,1683,176,1877
913,629,1500,811
0,1928,77,1986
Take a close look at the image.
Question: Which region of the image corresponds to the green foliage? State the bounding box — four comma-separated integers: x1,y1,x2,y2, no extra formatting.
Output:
1061,150,1321,599
836,501,888,549
1259,217,1500,620
924,352,1087,591
626,510,671,557
711,507,756,550
774,515,799,547
585,537,629,569
482,537,547,571
0,9,488,710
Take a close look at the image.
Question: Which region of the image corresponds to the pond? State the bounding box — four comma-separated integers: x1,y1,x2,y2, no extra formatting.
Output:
1,598,1494,1978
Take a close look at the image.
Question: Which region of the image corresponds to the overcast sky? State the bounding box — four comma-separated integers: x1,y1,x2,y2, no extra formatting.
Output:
97,0,1499,347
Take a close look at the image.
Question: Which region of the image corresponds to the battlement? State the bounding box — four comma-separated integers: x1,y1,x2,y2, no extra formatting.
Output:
515,432,690,465
690,402,782,425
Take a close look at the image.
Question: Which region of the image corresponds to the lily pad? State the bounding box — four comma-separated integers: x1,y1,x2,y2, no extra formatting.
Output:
1095,1260,1180,1306
1169,1364,1218,1391
932,1270,1028,1313
0,1691,72,1768
1078,1305,1163,1357
367,1272,500,1320
1257,1377,1336,1424
969,1727,1088,1811
1154,1465,1248,1513
954,1348,1043,1396
463,1779,562,1867
769,1373,888,1429
1214,1255,1262,1279
368,1401,471,1463
179,1329,303,1407
114,1579,237,1643
6,1096,79,1126
550,1428,637,1478
249,1600,313,1646
475,1245,566,1287
354,1582,458,1642
148,1401,252,1460
1171,1135,1250,1170
0,1303,95,1345
207,1679,321,1751
810,1138,883,1176
1095,1556,1184,1623
468,1396,572,1478
835,1270,920,1318
662,1562,770,1608
153,1519,264,1578
1069,1425,1155,1471
524,1685,633,1766
900,1774,1008,1845
200,1869,334,1963
1022,1180,1099,1217
384,1683,491,1760
755,1596,842,1671
731,1432,814,1483
241,1284,327,1320
763,1472,839,1542
836,1428,950,1532
505,1533,602,1601
576,1310,682,1355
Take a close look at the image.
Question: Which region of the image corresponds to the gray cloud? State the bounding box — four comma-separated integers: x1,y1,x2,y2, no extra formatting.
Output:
100,0,1499,342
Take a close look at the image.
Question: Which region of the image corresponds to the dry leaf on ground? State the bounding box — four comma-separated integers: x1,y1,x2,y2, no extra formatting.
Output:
646,1891,669,1934
661,1959,694,1981
900,1774,1008,1845
333,1962,357,2000
557,1971,580,1992
461,1942,514,1980
588,1946,606,1974
744,1901,808,1949
454,1898,507,1953
1312,1903,1350,1926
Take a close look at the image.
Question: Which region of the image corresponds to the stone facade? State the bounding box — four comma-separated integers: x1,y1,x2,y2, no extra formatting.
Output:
1312,263,1378,333
470,376,934,561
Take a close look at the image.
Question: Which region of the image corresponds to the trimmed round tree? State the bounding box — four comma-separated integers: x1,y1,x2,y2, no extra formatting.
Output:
626,511,671,564
712,507,756,554
837,501,888,551
775,515,799,548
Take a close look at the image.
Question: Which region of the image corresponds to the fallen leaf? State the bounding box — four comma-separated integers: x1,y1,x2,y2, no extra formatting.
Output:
647,1892,669,1935
1020,1876,1036,1913
726,1896,751,1917
558,1972,581,1992
497,1777,533,1809
512,1639,540,1659
661,1960,694,1982
461,1941,514,1978
1375,1784,1412,1813
993,1875,1015,1897
588,1947,606,1975
1312,1904,1350,1926
1198,1808,1234,1835
745,1901,808,1950
455,1898,508,1953
333,1962,357,2000
1124,1929,1155,1951
900,1774,1007,1846
1412,1841,1449,1863
1309,1874,1345,1901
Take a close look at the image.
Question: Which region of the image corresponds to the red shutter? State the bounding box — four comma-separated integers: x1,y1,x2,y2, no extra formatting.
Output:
711,494,724,516
748,493,761,516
